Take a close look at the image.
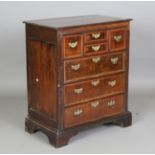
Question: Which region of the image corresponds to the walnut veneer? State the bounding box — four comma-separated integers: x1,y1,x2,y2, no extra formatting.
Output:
24,15,132,148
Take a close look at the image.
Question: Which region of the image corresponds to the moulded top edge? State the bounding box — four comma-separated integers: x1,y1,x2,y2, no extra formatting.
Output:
23,15,132,30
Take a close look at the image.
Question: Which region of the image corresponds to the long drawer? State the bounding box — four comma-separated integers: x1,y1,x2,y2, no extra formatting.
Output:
64,94,125,128
64,73,126,106
64,52,126,83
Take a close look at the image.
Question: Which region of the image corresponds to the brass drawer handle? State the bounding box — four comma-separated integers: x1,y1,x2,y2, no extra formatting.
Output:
74,108,83,116
108,80,116,87
92,56,101,63
91,45,101,52
114,35,122,43
91,101,100,108
107,100,116,108
68,41,78,48
71,64,80,71
74,88,83,94
111,57,119,65
92,33,101,39
91,80,100,87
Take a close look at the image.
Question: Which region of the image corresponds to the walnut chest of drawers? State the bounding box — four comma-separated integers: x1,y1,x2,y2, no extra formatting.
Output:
24,15,132,147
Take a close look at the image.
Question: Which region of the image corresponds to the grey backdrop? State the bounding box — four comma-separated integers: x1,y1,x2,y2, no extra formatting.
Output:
0,1,155,153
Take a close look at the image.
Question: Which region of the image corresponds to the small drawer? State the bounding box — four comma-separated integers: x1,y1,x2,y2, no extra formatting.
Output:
84,31,107,43
109,28,127,52
64,52,126,83
84,43,108,56
64,94,125,128
63,34,83,59
64,73,126,105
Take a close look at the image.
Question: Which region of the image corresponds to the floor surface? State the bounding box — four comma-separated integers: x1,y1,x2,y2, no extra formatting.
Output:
0,87,155,153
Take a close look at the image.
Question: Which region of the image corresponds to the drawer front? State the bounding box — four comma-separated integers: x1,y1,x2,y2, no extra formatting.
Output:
64,52,126,83
64,94,125,128
64,73,126,105
84,43,108,56
109,28,127,51
64,102,90,128
63,34,83,59
84,31,107,43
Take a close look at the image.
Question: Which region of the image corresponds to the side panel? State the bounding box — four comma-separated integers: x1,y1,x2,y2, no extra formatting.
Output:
26,36,57,126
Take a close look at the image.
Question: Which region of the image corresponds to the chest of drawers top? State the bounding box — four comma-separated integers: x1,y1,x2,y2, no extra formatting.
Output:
24,15,131,28
24,15,132,148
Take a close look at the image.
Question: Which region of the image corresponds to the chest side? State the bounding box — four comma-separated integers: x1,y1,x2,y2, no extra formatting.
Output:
26,25,58,127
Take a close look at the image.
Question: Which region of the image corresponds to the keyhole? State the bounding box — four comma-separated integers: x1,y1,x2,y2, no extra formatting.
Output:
36,78,39,82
